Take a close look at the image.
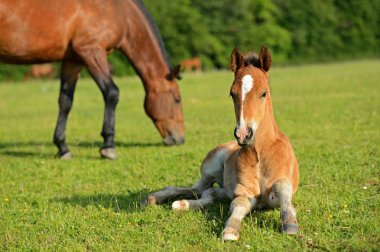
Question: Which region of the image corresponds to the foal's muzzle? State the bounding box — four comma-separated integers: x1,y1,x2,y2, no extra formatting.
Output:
234,126,253,146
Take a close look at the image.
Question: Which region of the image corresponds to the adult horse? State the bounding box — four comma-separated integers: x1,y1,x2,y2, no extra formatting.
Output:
0,0,185,159
180,57,202,72
24,64,55,80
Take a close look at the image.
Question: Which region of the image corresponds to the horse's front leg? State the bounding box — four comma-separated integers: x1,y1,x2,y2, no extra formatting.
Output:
76,48,119,159
53,61,82,159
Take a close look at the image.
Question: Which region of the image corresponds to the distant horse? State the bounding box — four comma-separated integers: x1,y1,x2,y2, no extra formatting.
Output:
0,0,185,159
180,57,202,72
24,64,55,80
145,47,299,241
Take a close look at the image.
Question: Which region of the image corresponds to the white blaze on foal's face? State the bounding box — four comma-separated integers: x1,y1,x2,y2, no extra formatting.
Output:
239,74,254,128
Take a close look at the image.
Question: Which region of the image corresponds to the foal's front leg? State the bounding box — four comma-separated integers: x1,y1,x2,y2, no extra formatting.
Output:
271,180,298,234
222,195,257,241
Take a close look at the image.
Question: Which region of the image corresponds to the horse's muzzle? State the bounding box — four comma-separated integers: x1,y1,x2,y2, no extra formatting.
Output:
163,130,185,146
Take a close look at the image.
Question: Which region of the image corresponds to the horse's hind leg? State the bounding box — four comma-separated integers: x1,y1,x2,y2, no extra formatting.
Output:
53,62,82,159
76,48,119,159
271,180,298,234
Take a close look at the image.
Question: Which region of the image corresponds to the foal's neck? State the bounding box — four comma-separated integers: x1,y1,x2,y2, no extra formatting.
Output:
252,93,280,154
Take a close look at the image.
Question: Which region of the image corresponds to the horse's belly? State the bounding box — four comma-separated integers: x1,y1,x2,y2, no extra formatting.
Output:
0,43,67,64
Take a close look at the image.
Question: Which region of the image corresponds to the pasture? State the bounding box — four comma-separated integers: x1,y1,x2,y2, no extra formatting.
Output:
0,60,379,250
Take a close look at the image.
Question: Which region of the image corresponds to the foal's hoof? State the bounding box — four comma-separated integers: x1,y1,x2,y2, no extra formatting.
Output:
222,227,240,241
58,152,72,160
282,223,298,234
172,200,189,211
100,148,117,160
142,195,157,206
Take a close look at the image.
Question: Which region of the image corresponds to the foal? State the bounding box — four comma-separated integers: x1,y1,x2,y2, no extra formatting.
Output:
145,46,299,241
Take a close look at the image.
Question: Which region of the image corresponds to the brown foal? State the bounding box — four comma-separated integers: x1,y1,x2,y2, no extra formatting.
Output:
145,46,299,241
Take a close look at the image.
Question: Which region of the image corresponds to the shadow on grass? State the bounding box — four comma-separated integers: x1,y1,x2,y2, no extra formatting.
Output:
51,190,150,213
52,190,283,234
0,150,52,158
0,140,163,158
0,140,163,149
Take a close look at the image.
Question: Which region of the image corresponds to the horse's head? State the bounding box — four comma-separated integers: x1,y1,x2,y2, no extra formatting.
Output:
144,65,185,145
229,46,271,146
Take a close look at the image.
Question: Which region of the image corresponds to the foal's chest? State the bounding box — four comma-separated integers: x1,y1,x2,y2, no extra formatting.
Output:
223,148,274,201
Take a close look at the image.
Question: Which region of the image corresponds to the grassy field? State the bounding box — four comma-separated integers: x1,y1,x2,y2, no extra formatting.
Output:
0,60,379,251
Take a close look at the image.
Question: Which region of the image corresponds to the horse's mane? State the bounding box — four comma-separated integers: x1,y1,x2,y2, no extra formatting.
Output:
243,52,260,68
133,0,173,70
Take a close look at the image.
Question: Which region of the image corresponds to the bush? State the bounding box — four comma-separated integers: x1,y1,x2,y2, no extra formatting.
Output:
0,0,379,81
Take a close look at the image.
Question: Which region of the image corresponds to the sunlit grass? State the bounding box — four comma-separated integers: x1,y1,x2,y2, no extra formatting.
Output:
0,60,379,250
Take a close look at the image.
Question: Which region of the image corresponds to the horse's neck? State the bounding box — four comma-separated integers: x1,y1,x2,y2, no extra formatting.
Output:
121,1,170,92
253,94,280,154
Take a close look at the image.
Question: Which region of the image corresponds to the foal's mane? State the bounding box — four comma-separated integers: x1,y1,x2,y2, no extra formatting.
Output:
243,52,260,68
133,0,173,70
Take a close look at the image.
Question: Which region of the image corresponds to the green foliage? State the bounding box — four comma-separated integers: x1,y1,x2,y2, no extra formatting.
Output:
0,64,29,81
0,1,379,79
0,61,379,250
143,0,225,67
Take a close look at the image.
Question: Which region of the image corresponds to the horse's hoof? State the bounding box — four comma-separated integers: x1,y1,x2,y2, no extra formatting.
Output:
282,223,298,234
222,227,240,241
59,152,72,160
100,148,117,160
172,200,189,211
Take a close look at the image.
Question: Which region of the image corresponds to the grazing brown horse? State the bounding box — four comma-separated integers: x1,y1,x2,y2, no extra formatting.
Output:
24,64,55,80
145,47,299,241
0,0,185,159
180,57,202,72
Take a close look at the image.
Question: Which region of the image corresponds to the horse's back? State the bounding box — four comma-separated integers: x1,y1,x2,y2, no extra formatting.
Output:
0,0,125,63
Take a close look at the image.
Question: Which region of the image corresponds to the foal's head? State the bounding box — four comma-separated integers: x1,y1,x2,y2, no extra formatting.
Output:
229,46,272,146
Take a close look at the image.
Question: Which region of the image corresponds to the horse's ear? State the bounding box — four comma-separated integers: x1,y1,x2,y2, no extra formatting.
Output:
166,64,182,80
230,47,245,73
259,46,271,72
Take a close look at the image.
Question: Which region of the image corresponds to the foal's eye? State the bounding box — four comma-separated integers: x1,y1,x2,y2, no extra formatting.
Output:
261,91,267,98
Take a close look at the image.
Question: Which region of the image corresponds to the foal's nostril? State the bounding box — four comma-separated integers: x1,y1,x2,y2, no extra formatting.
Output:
246,127,253,139
234,127,239,139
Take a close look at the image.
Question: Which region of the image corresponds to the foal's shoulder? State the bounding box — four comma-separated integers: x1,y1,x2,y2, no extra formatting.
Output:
265,132,296,161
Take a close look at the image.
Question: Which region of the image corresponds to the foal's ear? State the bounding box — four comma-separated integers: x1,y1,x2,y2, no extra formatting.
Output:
230,47,245,73
259,46,271,72
166,64,182,80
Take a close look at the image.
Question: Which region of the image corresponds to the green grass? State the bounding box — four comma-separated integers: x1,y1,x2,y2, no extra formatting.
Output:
0,60,379,251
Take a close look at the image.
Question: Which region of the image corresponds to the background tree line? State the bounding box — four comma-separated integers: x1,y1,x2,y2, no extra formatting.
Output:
0,0,379,80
